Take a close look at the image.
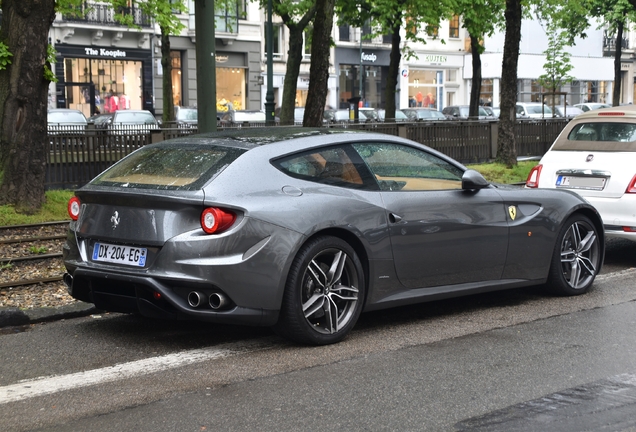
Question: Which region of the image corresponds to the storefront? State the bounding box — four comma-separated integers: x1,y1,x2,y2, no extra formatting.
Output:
335,47,392,109
401,53,465,111
53,45,154,117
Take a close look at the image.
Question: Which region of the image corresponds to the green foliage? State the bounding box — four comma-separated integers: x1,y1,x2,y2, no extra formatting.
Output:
0,42,13,71
467,160,538,184
537,26,573,94
0,190,74,226
0,262,13,271
29,246,49,254
44,45,58,83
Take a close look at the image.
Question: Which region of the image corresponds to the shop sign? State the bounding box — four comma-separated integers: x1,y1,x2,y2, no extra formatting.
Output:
84,47,127,58
216,55,229,63
423,55,448,64
361,52,378,63
621,62,632,71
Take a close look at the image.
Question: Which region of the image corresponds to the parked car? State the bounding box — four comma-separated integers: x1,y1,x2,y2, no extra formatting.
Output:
94,110,160,132
64,127,603,345
516,102,553,119
174,106,198,128
482,106,498,118
87,113,112,126
526,104,636,243
553,105,585,118
574,103,612,112
442,105,492,120
219,110,271,127
48,109,88,147
323,109,369,124
402,108,448,121
47,109,87,134
377,109,410,122
358,107,380,121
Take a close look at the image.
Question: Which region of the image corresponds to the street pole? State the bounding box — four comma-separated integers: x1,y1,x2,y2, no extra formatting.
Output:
265,0,275,125
195,0,217,132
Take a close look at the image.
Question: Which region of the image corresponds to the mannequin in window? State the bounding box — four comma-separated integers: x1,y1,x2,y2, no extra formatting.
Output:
107,90,119,112
118,93,130,110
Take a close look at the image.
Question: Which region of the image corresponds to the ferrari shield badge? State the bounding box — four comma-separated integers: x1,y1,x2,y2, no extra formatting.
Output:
508,205,517,221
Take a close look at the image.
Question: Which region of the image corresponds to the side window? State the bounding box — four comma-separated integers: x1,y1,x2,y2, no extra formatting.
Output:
352,142,464,191
274,146,374,189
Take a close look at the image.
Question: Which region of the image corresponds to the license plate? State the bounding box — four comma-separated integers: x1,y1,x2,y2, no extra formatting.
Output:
556,175,607,190
92,242,147,267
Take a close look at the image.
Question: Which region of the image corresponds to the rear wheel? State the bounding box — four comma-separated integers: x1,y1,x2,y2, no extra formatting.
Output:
546,214,601,295
274,236,365,345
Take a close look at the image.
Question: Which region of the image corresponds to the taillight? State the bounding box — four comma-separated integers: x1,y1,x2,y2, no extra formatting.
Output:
201,207,236,234
68,197,81,220
626,174,636,194
525,164,543,188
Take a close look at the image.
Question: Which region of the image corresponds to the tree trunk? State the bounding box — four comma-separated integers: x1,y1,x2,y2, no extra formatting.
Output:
303,0,335,127
469,34,482,119
383,18,402,122
495,0,521,167
612,19,624,107
0,0,56,213
279,25,305,125
161,28,175,124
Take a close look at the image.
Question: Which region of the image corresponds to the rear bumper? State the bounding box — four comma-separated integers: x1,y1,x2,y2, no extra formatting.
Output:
65,268,279,326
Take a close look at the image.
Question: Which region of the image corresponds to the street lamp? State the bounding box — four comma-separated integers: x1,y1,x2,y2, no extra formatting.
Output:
264,0,275,125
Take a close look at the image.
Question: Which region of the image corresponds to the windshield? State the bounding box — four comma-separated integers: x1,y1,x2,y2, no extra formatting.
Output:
176,109,198,121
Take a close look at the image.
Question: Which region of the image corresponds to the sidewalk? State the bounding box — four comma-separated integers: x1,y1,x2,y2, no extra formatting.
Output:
0,302,98,328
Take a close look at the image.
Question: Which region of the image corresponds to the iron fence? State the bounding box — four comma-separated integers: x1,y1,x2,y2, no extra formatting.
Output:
45,119,569,189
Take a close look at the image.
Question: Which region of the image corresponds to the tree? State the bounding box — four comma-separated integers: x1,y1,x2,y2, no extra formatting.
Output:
261,0,316,125
303,0,335,126
453,0,505,118
0,0,60,214
537,25,574,115
495,0,522,167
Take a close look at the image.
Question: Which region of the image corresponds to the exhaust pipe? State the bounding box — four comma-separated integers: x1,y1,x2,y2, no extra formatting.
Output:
187,291,207,308
63,273,73,294
209,292,229,310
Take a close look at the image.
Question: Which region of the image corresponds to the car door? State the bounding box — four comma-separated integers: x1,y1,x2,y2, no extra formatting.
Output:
352,142,509,289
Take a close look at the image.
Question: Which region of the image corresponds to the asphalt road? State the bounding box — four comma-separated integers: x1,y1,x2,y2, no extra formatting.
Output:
0,238,634,431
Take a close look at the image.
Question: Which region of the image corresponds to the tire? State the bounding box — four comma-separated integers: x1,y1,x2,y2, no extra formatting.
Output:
546,214,601,296
274,236,365,345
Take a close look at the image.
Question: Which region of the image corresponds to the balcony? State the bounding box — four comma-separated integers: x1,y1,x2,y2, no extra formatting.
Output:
59,2,152,28
603,30,630,55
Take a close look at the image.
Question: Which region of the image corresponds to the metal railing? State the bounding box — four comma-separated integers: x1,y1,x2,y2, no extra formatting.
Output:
60,2,152,27
45,119,569,189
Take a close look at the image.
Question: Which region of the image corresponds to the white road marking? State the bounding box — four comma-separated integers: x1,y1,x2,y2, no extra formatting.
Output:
0,339,274,405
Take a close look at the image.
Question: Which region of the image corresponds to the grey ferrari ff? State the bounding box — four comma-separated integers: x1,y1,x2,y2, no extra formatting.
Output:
63,128,604,345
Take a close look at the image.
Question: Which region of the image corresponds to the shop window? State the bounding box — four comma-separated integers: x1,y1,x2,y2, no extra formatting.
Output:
265,24,283,60
171,51,183,107
216,67,245,112
446,70,456,82
449,16,460,39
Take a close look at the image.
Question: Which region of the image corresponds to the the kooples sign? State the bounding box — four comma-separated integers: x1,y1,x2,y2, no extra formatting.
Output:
84,47,127,58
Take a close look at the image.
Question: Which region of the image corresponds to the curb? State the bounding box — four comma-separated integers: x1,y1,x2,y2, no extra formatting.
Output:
0,302,99,328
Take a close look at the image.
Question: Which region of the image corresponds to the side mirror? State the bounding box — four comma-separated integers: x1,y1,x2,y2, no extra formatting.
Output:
462,169,490,190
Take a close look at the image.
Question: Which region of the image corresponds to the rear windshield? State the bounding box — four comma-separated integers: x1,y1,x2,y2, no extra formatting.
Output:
554,121,636,151
90,144,246,190
114,111,157,125
176,109,198,121
48,111,87,123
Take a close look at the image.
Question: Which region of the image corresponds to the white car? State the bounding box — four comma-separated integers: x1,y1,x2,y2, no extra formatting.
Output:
516,102,553,118
526,105,636,242
574,103,612,112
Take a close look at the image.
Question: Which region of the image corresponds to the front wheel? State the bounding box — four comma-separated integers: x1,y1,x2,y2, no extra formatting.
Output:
274,236,365,345
546,214,601,295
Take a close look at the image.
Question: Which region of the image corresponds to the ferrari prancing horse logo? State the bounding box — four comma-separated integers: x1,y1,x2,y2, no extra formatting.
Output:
508,205,517,221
